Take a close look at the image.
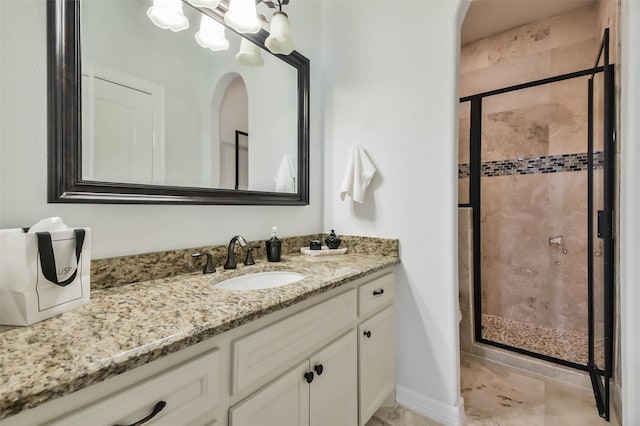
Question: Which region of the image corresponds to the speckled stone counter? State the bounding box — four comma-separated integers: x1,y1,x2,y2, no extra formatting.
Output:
0,248,399,420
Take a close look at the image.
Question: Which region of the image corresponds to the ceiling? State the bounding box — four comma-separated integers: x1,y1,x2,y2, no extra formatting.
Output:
461,0,596,45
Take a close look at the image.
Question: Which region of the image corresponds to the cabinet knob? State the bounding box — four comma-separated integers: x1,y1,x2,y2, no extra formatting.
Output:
304,371,314,383
314,364,324,375
363,330,372,338
372,289,384,296
114,400,166,426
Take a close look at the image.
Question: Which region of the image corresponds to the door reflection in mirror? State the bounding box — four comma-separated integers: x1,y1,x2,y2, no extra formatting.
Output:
218,75,248,190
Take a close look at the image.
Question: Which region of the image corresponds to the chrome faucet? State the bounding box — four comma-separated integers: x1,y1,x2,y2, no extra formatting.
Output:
224,235,247,269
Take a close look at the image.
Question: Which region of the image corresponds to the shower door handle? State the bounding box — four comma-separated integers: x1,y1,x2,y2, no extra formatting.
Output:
598,210,604,238
597,210,610,239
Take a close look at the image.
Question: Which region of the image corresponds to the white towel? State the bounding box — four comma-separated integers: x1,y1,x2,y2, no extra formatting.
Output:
274,155,296,193
340,145,377,203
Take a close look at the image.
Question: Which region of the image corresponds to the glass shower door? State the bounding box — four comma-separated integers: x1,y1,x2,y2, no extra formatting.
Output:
587,28,615,421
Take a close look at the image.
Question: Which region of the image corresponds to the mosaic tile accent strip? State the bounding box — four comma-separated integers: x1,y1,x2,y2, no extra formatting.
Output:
459,163,470,178
458,151,604,179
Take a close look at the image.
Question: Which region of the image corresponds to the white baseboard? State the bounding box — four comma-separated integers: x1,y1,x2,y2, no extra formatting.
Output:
396,385,465,426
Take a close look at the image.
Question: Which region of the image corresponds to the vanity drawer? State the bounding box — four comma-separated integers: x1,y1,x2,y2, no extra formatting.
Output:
358,273,395,318
232,289,356,396
48,349,221,426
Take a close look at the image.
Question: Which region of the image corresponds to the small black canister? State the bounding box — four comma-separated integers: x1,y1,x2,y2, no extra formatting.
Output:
325,229,342,249
265,226,282,262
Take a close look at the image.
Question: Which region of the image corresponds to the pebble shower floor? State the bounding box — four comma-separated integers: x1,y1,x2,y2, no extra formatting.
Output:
480,313,599,366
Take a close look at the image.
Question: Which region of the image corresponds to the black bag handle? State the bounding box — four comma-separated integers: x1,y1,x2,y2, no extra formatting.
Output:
36,229,86,287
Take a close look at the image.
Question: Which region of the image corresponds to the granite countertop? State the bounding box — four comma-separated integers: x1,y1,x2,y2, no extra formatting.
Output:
0,251,399,420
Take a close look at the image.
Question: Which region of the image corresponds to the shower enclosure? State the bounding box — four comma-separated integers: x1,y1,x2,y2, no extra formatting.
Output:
458,30,615,420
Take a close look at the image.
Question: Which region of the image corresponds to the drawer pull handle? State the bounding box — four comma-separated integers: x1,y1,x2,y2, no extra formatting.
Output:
304,371,315,383
114,400,167,426
372,289,385,296
363,330,372,338
314,364,324,375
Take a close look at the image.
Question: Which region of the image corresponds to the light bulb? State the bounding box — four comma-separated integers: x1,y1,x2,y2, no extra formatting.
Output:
147,0,189,32
225,0,261,34
195,15,229,51
265,12,295,55
236,38,264,67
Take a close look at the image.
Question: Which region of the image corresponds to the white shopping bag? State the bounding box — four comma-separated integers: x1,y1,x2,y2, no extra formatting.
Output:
0,226,91,326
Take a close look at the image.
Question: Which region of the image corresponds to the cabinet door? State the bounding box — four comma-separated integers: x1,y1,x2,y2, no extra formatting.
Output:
229,361,310,426
359,306,396,425
309,330,358,426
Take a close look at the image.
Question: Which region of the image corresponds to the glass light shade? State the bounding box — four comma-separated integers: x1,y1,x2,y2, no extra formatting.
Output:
236,38,264,67
187,0,221,8
224,0,261,34
195,15,229,51
147,0,189,32
265,12,295,55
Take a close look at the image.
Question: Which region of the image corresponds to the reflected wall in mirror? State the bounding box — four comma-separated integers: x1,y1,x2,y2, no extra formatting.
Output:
48,0,309,205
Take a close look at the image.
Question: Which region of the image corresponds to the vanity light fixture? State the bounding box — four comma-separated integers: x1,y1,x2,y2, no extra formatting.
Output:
147,0,297,62
195,15,230,51
147,0,190,32
225,0,262,34
235,38,264,67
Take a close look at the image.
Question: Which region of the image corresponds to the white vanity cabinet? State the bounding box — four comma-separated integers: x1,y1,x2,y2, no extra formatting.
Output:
4,269,396,426
229,330,357,426
231,271,396,426
357,273,396,425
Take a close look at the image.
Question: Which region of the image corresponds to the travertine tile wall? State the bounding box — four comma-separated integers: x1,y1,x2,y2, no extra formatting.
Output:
459,6,597,98
458,4,604,340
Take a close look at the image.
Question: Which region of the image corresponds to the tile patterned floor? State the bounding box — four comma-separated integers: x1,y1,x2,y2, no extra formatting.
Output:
365,354,618,426
460,354,616,425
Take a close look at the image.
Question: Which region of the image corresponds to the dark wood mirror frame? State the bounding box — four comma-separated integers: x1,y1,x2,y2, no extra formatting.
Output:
47,0,310,205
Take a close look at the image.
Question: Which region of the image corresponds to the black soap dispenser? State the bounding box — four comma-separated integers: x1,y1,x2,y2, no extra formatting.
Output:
265,226,282,262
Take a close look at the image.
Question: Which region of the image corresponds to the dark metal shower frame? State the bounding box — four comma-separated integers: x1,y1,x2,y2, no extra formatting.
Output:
459,67,610,371
587,28,615,421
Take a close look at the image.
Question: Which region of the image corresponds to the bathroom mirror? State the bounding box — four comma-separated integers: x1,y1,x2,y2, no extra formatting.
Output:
47,0,309,205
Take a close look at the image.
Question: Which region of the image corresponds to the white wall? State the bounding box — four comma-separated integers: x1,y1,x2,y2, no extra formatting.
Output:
620,0,640,422
321,1,467,424
0,0,323,259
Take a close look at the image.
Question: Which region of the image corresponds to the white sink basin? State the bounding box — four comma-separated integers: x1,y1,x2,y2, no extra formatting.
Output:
215,271,305,291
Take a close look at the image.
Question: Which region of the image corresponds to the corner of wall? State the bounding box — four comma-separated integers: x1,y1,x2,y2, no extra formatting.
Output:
620,0,640,423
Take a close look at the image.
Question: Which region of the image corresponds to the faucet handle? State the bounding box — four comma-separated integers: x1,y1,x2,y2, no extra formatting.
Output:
192,252,215,274
244,247,256,266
